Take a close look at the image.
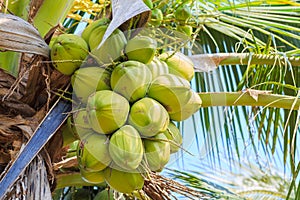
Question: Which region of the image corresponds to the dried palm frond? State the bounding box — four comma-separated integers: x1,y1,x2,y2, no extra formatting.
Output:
143,172,211,200
3,155,52,200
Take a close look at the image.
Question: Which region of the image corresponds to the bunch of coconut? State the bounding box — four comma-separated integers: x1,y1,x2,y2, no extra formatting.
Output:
50,18,202,196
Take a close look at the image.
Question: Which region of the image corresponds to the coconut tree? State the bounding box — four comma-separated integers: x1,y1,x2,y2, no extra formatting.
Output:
0,0,299,199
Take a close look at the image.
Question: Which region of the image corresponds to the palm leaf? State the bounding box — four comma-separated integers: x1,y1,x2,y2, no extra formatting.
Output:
187,0,300,51
167,158,294,199
0,0,31,75
159,1,300,199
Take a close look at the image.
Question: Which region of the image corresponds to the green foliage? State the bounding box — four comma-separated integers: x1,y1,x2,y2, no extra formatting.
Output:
168,162,293,199
151,1,300,199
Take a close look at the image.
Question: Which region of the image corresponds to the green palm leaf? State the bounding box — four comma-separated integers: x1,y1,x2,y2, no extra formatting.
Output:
160,1,300,199
167,159,294,199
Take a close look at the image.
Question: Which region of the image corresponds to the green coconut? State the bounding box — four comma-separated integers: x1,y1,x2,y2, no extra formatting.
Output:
88,25,108,50
109,125,144,170
86,90,129,134
104,167,144,194
176,24,193,37
51,34,89,75
169,89,202,121
174,3,192,22
111,61,152,103
125,35,157,64
150,8,163,26
71,66,111,104
146,56,169,79
143,133,170,172
72,109,91,139
79,167,106,184
63,116,81,144
90,28,127,65
81,18,110,43
163,121,183,153
128,97,169,137
147,74,192,114
159,51,194,81
77,133,111,172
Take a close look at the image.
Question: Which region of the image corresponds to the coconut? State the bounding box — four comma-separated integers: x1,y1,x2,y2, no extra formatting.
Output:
77,133,111,172
159,51,194,81
104,167,144,194
146,56,169,79
79,167,106,184
51,34,89,75
88,25,108,50
81,18,110,43
174,3,192,22
90,28,127,65
125,35,157,64
163,121,182,153
169,89,202,121
147,74,192,114
111,61,152,103
87,90,129,134
109,125,143,171
71,109,91,139
71,66,111,104
150,8,163,26
128,97,169,137
143,133,170,172
176,24,193,37
64,116,81,143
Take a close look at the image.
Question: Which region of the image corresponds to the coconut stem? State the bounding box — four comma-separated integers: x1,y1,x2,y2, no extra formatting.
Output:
190,53,300,69
199,91,300,110
55,172,106,189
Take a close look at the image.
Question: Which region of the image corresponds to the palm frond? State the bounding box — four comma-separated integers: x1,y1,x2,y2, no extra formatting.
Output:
187,0,300,52
167,169,245,199
167,158,295,199
168,1,300,199
0,0,30,76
